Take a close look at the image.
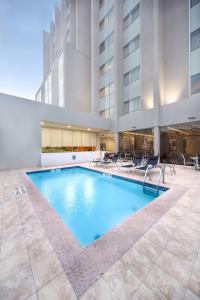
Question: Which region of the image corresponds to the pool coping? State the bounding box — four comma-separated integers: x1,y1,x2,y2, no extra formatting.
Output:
21,165,187,298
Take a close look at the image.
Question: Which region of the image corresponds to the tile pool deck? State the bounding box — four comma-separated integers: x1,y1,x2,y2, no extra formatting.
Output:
0,164,200,299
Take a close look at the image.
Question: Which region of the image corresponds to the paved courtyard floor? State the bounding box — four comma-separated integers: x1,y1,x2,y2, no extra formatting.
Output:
0,164,200,300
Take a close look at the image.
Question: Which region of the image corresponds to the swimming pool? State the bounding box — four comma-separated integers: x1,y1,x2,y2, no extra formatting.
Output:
27,166,165,247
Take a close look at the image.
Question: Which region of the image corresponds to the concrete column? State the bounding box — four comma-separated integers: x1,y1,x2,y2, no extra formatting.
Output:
96,133,100,151
114,132,120,153
154,126,160,156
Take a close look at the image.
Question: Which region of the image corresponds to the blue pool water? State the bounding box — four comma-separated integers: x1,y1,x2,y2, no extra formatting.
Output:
27,167,165,247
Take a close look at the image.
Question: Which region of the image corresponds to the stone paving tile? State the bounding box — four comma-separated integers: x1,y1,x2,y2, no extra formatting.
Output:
31,251,64,291
188,267,200,297
160,212,183,227
37,272,76,300
2,216,22,232
103,260,140,300
1,223,24,243
184,289,200,300
26,294,38,300
0,248,30,282
134,235,163,262
23,218,43,235
156,249,194,286
145,265,186,300
166,238,197,263
195,251,200,271
27,238,54,265
180,219,200,235
1,166,200,299
173,229,200,251
0,266,35,300
143,227,169,249
122,247,154,281
0,233,26,259
80,277,117,300
132,283,160,300
151,219,175,240
25,227,47,246
187,212,200,225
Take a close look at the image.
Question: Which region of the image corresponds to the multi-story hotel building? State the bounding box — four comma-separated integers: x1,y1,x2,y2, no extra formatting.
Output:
33,0,200,164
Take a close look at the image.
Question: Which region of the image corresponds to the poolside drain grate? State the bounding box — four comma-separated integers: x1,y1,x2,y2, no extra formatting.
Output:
15,185,26,195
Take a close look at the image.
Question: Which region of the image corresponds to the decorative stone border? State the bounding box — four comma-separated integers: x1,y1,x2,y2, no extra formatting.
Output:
20,166,186,297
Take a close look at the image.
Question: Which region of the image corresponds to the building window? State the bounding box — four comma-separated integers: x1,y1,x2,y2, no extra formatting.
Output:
100,109,109,118
124,97,140,114
99,7,113,31
191,73,200,94
59,53,64,107
99,82,114,98
124,35,140,57
99,0,105,9
99,57,114,76
191,28,200,51
191,0,200,8
124,66,140,86
99,107,114,119
99,32,114,54
123,3,140,31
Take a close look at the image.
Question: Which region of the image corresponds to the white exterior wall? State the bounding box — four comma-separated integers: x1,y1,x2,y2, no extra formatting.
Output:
33,0,200,155
36,0,91,113
0,93,111,170
190,1,200,86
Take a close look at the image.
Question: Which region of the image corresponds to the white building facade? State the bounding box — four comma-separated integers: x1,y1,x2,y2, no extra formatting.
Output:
35,0,200,160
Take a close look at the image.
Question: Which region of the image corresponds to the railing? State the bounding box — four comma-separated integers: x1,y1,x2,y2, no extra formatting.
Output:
143,165,165,196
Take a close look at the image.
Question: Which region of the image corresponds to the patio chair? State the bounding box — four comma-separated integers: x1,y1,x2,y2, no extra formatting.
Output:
196,155,200,171
119,155,143,174
134,155,159,179
181,154,195,168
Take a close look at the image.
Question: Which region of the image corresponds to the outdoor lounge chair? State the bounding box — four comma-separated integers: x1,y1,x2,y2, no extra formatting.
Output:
196,155,200,171
181,154,195,168
135,155,159,171
119,155,143,174
134,155,159,179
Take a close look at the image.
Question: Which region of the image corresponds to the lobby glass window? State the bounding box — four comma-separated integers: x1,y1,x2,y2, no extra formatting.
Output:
191,28,200,51
191,0,200,7
124,35,140,57
124,66,140,86
123,3,140,30
191,73,200,94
